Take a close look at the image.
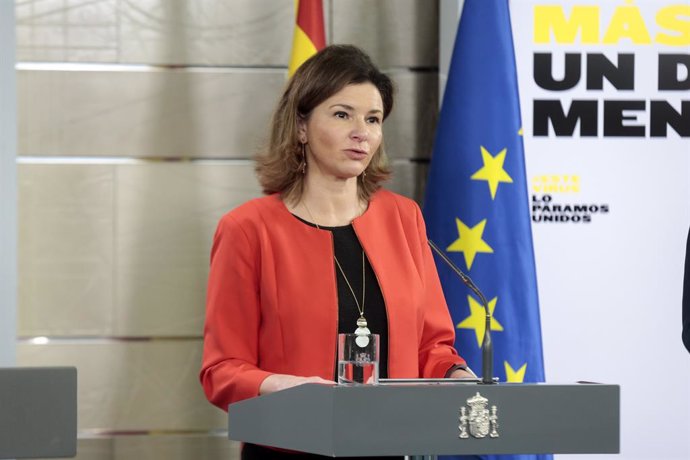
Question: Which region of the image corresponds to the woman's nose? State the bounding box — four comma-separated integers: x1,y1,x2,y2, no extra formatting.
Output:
350,118,368,141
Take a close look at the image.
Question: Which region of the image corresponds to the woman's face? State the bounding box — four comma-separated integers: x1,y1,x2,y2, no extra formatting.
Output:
298,83,384,183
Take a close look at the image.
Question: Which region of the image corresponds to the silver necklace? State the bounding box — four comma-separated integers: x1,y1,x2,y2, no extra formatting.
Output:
302,202,371,346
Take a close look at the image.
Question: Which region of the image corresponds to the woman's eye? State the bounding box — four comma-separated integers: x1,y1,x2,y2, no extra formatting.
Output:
367,116,381,124
334,111,348,119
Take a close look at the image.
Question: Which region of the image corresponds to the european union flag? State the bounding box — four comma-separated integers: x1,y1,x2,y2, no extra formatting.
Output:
423,1,551,459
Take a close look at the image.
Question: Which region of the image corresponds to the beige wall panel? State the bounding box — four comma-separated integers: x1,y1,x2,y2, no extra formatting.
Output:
16,0,292,66
33,438,115,460
384,72,438,160
114,435,238,460
331,0,438,69
18,164,115,336
18,341,227,431
33,436,238,460
76,438,115,460
114,162,261,337
16,0,119,63
18,69,283,158
118,0,293,66
19,68,432,160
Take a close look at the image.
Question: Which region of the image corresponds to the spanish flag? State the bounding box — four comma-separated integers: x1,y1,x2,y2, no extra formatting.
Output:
288,0,326,77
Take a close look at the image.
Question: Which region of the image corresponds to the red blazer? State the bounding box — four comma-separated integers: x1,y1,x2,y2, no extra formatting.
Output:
200,189,466,410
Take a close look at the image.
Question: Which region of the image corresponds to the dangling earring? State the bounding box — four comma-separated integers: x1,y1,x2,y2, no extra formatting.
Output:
361,169,367,177
298,143,307,174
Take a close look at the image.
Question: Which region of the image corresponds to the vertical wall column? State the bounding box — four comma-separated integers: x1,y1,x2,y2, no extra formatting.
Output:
0,1,17,366
439,0,463,103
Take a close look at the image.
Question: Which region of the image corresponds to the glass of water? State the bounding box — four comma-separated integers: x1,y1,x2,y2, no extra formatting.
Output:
337,333,379,385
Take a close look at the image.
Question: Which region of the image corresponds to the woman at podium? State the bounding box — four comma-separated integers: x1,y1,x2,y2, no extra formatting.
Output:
200,45,472,459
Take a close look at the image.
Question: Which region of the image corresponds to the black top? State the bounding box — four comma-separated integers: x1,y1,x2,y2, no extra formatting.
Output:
683,228,690,351
294,216,389,379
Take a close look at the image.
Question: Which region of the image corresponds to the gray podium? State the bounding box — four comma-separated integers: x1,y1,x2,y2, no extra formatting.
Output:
0,367,77,459
228,382,619,457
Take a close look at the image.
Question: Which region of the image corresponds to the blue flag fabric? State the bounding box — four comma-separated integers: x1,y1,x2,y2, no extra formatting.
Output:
423,1,551,459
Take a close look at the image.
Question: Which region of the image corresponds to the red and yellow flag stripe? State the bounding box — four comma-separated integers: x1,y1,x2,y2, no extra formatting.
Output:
288,0,326,77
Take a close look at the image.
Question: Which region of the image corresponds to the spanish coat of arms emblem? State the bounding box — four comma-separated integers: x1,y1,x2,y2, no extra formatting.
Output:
459,392,499,439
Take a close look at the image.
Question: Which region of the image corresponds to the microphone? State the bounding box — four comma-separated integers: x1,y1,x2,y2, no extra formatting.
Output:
427,239,494,384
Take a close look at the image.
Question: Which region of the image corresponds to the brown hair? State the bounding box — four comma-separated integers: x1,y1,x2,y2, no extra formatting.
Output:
255,44,395,204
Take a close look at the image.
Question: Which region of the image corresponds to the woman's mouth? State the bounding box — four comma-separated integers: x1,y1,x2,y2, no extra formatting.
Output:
344,149,368,160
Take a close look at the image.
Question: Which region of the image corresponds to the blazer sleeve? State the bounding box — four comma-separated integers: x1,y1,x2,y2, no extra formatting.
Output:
199,213,272,410
412,202,468,377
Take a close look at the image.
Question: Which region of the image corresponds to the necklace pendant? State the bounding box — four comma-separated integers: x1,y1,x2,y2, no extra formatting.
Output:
354,316,370,347
354,333,370,348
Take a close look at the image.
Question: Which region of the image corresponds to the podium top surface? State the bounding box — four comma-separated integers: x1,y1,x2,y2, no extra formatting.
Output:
228,381,620,457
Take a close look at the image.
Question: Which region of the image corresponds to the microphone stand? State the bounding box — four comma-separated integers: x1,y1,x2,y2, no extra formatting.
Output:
428,240,494,384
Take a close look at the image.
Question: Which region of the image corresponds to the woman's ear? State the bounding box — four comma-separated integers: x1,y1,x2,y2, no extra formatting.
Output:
297,115,307,143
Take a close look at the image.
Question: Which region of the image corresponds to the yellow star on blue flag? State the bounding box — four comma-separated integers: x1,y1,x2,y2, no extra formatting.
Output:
470,146,513,200
456,295,503,348
505,361,527,383
446,218,493,270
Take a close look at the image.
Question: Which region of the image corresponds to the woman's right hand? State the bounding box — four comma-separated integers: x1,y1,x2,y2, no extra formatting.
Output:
259,374,335,395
